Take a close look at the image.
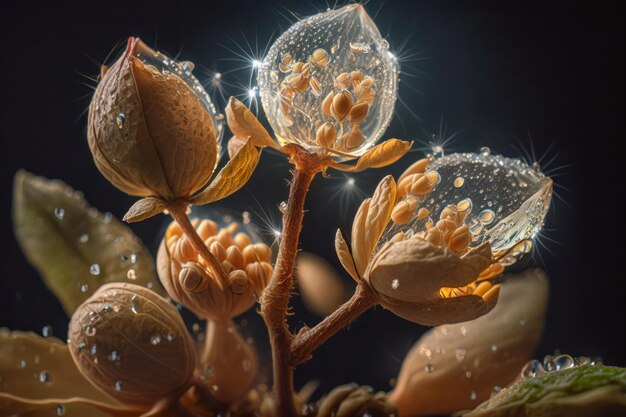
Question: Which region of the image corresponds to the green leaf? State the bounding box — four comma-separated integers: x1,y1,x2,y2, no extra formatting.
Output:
467,365,626,417
12,171,164,315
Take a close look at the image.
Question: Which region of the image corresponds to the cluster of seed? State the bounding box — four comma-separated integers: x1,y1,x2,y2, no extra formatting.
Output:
165,219,272,297
276,47,376,152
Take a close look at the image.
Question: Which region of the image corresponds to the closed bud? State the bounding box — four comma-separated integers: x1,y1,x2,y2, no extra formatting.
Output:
88,37,222,200
68,283,196,405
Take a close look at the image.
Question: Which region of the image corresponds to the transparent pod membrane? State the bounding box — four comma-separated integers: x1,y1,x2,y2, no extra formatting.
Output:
381,152,553,265
132,41,224,159
257,4,399,158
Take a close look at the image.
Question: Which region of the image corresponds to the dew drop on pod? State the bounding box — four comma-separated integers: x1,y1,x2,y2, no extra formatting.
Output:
68,283,196,405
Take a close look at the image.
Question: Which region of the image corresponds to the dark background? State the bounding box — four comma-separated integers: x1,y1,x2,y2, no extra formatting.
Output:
1,0,624,397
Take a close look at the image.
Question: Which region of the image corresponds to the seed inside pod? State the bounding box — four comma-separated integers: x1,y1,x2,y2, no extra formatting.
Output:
330,91,353,121
311,48,330,66
316,122,337,148
349,101,370,124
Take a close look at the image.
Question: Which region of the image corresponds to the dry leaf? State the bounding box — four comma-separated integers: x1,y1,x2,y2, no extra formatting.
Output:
350,198,371,276
331,139,412,172
191,139,261,205
297,252,352,316
0,328,121,417
335,229,360,282
12,171,162,315
388,269,549,416
226,97,278,149
362,176,396,271
122,197,166,223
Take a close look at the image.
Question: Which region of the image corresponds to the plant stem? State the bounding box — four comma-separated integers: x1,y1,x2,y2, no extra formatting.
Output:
260,166,316,417
290,282,376,366
168,203,228,288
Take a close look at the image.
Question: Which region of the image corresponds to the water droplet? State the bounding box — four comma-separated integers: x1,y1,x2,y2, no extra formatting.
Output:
532,162,541,172
127,269,137,280
108,350,120,361
76,342,86,353
116,113,126,129
278,201,288,214
391,279,400,289
180,61,195,71
460,326,468,336
491,344,498,352
211,385,220,392
192,323,201,333
131,295,139,314
455,348,466,362
79,283,89,293
42,325,52,338
39,370,52,383
454,177,465,188
56,405,66,416
553,354,574,370
166,333,175,342
130,254,138,264
89,264,100,276
424,363,435,373
90,345,97,355
465,370,472,378
242,359,252,371
54,208,65,220
478,209,495,225
521,359,545,378
242,211,251,224
115,380,123,391
19,359,26,368
150,334,162,345
83,325,96,337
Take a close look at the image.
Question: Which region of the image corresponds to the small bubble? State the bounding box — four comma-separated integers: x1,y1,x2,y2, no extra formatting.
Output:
478,209,495,225
242,211,251,224
131,295,139,314
83,325,96,337
127,269,137,280
460,326,468,336
90,345,97,355
89,264,100,276
42,325,53,338
56,405,66,416
19,359,26,368
491,386,501,397
130,254,138,264
116,113,126,129
470,391,477,401
79,283,89,293
480,146,491,156
39,371,52,383
78,233,89,243
455,348,466,362
115,380,123,391
166,333,175,342
391,279,400,290
77,342,86,353
109,351,120,361
424,363,435,373
211,385,219,392
100,304,111,313
491,344,498,352
54,208,65,220
278,201,288,214
192,323,201,333
465,371,472,378
242,359,252,371
150,334,162,345
454,177,465,188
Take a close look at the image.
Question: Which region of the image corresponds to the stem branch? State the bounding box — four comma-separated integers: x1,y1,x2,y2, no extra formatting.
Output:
168,202,228,288
290,282,376,366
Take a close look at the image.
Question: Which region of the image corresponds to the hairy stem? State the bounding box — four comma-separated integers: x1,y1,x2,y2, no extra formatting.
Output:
290,282,377,366
168,203,228,288
260,166,316,417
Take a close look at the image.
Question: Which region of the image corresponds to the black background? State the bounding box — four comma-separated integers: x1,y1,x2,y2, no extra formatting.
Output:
1,0,624,398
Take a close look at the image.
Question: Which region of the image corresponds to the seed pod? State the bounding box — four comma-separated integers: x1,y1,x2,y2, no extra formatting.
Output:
316,122,337,148
322,92,335,117
331,91,353,121
68,283,196,405
341,125,365,150
349,102,370,124
88,37,219,200
335,72,352,89
449,225,471,254
391,198,418,225
398,158,431,183
157,219,273,320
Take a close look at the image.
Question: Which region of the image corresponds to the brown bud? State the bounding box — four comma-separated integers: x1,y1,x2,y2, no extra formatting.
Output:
349,102,370,124
391,197,418,225
88,37,219,200
321,92,335,117
68,283,196,405
341,125,365,150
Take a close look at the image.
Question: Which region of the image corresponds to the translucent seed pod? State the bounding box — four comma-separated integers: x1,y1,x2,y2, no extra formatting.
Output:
258,4,399,157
